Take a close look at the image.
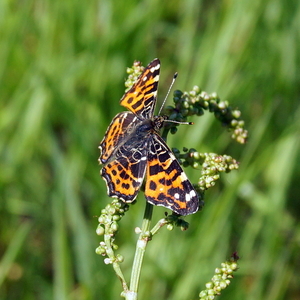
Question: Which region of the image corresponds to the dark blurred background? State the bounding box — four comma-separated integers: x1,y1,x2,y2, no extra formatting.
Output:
1,0,299,299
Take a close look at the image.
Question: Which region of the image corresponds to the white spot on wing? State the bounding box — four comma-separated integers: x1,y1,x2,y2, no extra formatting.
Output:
153,74,159,81
179,172,188,181
169,152,175,159
190,190,196,197
150,64,160,72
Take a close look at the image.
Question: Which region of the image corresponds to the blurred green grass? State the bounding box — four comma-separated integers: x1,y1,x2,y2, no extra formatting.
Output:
0,0,299,299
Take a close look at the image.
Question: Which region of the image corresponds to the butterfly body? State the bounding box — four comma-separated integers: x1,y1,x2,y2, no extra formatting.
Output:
99,59,199,215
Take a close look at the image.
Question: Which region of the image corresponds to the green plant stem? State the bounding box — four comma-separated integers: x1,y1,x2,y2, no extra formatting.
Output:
104,231,128,292
150,218,169,235
126,202,153,300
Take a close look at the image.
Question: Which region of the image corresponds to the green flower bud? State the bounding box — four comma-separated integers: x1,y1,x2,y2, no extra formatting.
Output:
206,282,214,289
96,226,105,236
112,215,121,221
112,243,119,250
232,110,241,118
219,280,228,289
167,224,174,231
110,221,119,232
95,247,103,255
116,254,124,263
104,258,112,265
199,290,207,297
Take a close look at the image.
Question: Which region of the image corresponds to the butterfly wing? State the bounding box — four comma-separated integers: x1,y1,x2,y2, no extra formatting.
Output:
120,58,160,119
99,112,139,164
101,135,149,202
145,134,199,215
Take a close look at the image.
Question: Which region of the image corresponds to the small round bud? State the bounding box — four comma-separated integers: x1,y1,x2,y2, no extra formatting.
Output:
191,151,200,160
219,280,228,289
182,161,189,168
214,285,222,292
203,93,210,101
98,215,105,223
112,215,121,221
193,162,199,168
231,262,238,270
238,120,245,127
116,254,124,263
95,246,104,255
110,221,119,232
96,226,105,236
206,282,214,289
167,224,174,231
173,90,183,98
112,243,119,250
218,101,227,109
193,85,200,93
104,258,112,264
199,290,207,297
231,119,238,126
189,90,197,97
207,289,215,295
232,110,241,118
170,127,178,134
107,207,116,215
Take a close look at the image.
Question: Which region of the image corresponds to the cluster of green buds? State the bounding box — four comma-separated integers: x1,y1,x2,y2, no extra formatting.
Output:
164,86,248,144
164,213,190,231
199,253,239,300
124,60,145,91
172,148,239,192
149,213,191,234
95,199,129,259
197,153,239,190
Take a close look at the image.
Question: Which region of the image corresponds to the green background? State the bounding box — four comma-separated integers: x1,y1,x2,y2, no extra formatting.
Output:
1,0,299,299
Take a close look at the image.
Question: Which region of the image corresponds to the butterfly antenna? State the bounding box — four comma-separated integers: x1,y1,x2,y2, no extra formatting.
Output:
158,72,178,116
164,119,194,125
158,72,193,126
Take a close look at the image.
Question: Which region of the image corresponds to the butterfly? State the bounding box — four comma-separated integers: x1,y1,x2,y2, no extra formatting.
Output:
99,58,199,215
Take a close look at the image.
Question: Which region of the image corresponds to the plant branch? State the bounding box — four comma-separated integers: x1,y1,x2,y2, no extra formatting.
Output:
126,202,153,300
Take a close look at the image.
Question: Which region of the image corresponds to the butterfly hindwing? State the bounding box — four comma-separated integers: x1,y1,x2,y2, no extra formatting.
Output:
101,137,149,202
145,135,199,215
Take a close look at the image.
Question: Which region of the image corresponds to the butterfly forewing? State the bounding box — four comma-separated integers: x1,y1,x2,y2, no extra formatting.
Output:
120,59,160,119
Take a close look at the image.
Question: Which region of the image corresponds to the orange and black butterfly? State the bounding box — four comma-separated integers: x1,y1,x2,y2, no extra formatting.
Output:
99,59,199,215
